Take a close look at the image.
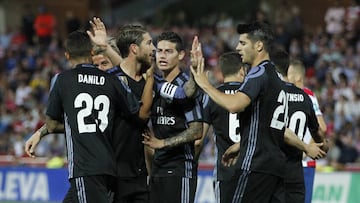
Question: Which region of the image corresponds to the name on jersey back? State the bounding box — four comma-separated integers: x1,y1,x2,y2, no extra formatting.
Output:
78,74,105,85
287,93,304,102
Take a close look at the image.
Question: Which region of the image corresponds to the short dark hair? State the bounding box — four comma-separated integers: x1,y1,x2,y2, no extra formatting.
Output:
156,31,184,52
219,52,248,77
270,48,290,77
237,21,274,52
116,24,147,58
65,31,92,59
289,59,306,77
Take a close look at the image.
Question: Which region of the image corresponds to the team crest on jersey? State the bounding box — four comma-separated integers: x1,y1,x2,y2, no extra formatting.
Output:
117,76,128,86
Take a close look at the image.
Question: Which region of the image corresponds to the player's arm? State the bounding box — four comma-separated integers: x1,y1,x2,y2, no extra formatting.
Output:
139,66,154,121
26,74,64,158
24,117,64,158
222,143,240,167
307,102,328,152
95,42,122,66
183,35,203,98
144,144,154,175
155,73,197,103
183,71,197,98
191,57,250,113
316,115,327,137
46,116,64,133
25,124,48,158
143,126,155,176
143,121,203,149
194,122,210,161
309,123,326,144
87,17,122,66
284,128,326,159
310,92,327,135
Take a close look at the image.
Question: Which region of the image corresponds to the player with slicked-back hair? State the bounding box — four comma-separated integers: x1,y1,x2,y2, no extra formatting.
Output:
192,21,290,202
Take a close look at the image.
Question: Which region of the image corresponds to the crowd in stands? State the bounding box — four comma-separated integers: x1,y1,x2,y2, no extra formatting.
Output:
0,0,359,170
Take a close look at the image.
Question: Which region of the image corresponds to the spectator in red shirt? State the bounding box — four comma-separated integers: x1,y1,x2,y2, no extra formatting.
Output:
33,5,56,54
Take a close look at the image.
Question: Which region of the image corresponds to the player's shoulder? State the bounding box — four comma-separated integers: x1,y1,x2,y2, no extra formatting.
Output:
179,71,190,80
303,87,315,97
106,66,125,76
218,82,242,91
285,82,302,92
247,64,266,78
173,71,190,85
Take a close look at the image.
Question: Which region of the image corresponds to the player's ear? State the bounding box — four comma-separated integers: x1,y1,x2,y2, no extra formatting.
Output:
178,50,185,60
64,52,70,60
296,74,302,83
130,43,138,55
256,41,264,52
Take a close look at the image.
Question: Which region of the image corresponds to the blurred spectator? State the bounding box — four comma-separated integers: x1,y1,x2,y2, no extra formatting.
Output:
334,95,353,131
286,5,304,40
345,0,360,32
324,0,345,35
34,5,56,54
21,4,35,45
65,11,81,34
333,72,354,101
289,38,301,58
326,135,341,168
0,27,13,50
337,132,359,166
274,23,291,51
15,81,32,107
12,133,24,158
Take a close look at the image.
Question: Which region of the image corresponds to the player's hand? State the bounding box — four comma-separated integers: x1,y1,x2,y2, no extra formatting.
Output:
87,17,108,47
320,139,329,153
142,130,165,149
222,143,240,167
145,62,155,79
190,36,203,69
305,143,326,160
24,131,42,158
190,57,210,89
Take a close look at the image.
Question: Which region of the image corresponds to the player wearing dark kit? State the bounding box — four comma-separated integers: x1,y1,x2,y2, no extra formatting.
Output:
86,21,200,202
283,82,322,203
197,52,247,203
142,31,203,203
231,59,288,203
101,24,156,203
46,31,140,202
271,50,326,203
149,72,203,203
191,22,289,202
106,65,150,203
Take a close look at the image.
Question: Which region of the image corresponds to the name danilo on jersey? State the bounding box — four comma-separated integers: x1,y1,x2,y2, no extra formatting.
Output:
78,74,105,85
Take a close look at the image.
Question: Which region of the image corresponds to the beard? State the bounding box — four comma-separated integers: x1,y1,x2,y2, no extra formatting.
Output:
137,55,152,74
